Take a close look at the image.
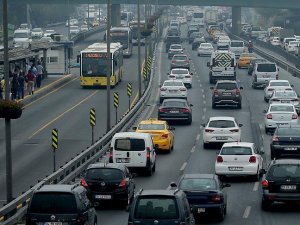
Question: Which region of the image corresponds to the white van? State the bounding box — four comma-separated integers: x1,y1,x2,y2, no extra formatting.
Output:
251,62,279,88
229,40,245,57
13,29,32,48
109,132,156,176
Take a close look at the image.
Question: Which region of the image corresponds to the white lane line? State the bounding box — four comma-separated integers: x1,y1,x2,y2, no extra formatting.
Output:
253,182,259,191
199,84,202,87
180,162,187,172
191,146,195,153
243,206,251,219
202,94,205,98
203,107,207,112
203,100,206,104
202,115,205,120
196,134,200,141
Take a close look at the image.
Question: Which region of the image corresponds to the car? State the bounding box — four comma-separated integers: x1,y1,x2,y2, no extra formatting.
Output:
282,37,296,50
192,37,206,50
215,142,264,181
13,29,32,48
247,58,267,75
188,28,199,41
286,41,300,53
168,44,184,59
238,52,256,69
109,132,156,176
197,42,214,56
70,25,80,35
165,35,181,53
202,116,242,149
261,158,300,210
43,29,55,37
264,80,294,102
66,18,79,26
252,62,279,88
80,163,135,208
19,23,32,30
270,126,300,159
159,80,187,103
172,174,230,222
128,189,195,225
170,54,191,70
229,40,245,58
39,36,53,42
210,80,243,109
269,90,299,108
26,184,97,225
80,24,89,32
168,68,193,88
31,28,43,38
264,103,300,134
270,36,280,46
158,99,193,125
134,119,175,152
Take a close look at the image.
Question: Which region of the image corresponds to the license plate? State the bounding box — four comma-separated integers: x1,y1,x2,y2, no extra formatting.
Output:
170,110,179,113
223,92,232,96
284,147,297,150
280,185,297,190
229,167,243,171
277,123,288,126
216,136,228,140
95,195,112,199
44,223,62,225
281,100,290,103
116,158,130,163
263,75,270,78
169,90,177,93
197,208,206,213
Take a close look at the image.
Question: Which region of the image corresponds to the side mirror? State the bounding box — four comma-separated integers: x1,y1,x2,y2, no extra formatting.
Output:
167,72,170,75
210,87,214,90
277,68,279,71
216,151,220,155
222,183,231,188
132,126,137,131
190,73,193,75
260,169,266,175
190,104,194,107
207,62,210,67
291,84,294,88
170,182,177,188
159,84,162,88
240,86,243,90
239,124,243,127
169,126,175,130
263,109,267,113
201,123,206,127
260,150,265,155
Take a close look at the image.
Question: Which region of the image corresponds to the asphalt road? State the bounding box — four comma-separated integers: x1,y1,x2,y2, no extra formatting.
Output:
94,25,300,225
0,28,146,201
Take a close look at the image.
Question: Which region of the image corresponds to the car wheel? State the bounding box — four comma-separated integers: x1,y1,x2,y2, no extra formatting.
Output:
261,198,272,211
237,102,242,109
209,77,214,84
198,53,200,56
203,142,209,149
212,102,216,109
252,83,256,89
265,127,269,134
152,161,156,172
187,117,192,125
146,165,153,176
171,140,174,150
94,216,97,225
264,96,269,102
270,151,276,160
159,98,163,103
238,65,241,69
216,208,225,222
253,170,260,181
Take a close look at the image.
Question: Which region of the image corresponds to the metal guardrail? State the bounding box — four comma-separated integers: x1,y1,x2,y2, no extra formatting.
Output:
71,25,106,44
0,42,158,225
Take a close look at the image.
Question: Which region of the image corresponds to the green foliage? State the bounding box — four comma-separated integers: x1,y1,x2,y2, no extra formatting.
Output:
0,100,23,119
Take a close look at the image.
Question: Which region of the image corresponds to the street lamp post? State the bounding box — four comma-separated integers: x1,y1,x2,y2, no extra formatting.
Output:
106,0,111,132
137,0,142,99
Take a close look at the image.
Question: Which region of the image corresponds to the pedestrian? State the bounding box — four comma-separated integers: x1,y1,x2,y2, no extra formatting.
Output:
26,69,35,95
11,71,18,100
17,73,25,99
36,61,44,88
0,77,3,99
31,64,37,87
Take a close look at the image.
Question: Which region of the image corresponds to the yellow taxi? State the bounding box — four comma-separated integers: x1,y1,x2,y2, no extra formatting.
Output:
134,119,175,152
238,53,256,69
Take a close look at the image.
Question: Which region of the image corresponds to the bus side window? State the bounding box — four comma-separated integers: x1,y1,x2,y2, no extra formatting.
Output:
77,55,81,63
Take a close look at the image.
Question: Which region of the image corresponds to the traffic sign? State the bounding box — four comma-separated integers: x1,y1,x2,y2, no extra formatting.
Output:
114,92,119,108
90,108,96,126
127,83,132,97
52,129,58,150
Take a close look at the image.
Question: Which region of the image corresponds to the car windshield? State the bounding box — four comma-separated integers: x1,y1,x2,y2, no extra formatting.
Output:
269,165,300,178
208,120,235,128
257,64,277,72
221,147,252,155
30,192,77,214
270,105,294,112
86,168,123,181
115,138,145,151
138,124,165,130
14,32,28,38
170,45,182,49
274,92,297,98
179,178,217,191
173,55,188,60
134,197,179,219
164,81,183,87
276,127,300,135
216,83,237,90
230,41,244,47
172,69,188,75
270,82,289,87
163,101,186,108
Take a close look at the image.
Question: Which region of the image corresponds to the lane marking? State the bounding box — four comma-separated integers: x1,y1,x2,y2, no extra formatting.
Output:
253,181,259,191
180,162,187,172
202,115,205,120
28,91,99,139
243,206,251,219
202,94,205,98
203,100,206,104
199,84,202,87
191,146,195,153
203,107,207,112
196,134,200,141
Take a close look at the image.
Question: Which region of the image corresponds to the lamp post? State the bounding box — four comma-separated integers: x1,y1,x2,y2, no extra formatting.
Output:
106,0,112,132
137,0,142,98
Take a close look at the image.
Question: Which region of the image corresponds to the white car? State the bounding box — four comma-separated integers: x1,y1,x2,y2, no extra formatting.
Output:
286,41,300,53
215,142,264,180
70,26,80,35
80,25,89,32
264,103,300,133
40,36,53,42
66,18,79,26
197,43,214,56
31,28,43,38
13,29,32,48
202,116,242,148
168,68,193,88
264,80,293,102
159,80,187,103
43,29,55,37
270,37,280,46
269,90,299,108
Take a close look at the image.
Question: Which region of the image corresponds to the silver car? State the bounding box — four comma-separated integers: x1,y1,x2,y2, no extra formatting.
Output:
168,68,193,88
264,103,300,134
269,90,299,108
168,44,184,59
197,43,214,56
159,80,187,103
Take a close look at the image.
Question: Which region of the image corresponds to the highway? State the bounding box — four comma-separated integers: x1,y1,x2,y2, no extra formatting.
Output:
95,25,300,224
0,28,145,200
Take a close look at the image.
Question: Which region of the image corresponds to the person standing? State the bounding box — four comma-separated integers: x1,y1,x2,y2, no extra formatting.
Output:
26,69,35,95
11,71,18,100
17,73,25,99
31,64,37,88
36,61,44,88
0,77,3,99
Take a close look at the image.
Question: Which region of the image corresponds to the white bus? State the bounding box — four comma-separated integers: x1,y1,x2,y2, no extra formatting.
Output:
110,27,133,57
192,11,205,27
121,11,134,27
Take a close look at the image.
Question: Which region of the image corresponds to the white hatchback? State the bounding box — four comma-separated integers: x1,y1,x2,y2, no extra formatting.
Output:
159,80,187,103
202,117,242,149
215,142,264,180
263,80,293,102
168,68,193,88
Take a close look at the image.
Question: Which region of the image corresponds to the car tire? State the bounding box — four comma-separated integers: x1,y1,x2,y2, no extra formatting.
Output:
265,127,269,134
203,142,209,149
212,102,216,109
198,53,200,57
261,198,272,211
159,98,163,104
216,208,225,222
264,96,269,102
253,171,260,181
94,216,97,225
146,165,153,176
252,83,256,89
237,102,242,109
152,161,156,172
271,151,276,160
187,117,192,125
209,77,214,84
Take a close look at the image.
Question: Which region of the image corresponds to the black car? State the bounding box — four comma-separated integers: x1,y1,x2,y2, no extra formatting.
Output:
158,99,193,125
188,31,202,44
171,174,230,222
192,37,206,50
211,80,243,109
165,35,181,53
247,58,267,75
26,184,97,225
80,163,135,208
270,127,300,159
128,189,195,225
261,158,300,210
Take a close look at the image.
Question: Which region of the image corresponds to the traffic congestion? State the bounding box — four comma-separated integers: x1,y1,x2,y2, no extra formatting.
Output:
1,3,300,225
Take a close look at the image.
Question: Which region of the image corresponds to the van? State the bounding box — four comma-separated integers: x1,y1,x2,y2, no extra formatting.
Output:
13,29,32,48
109,132,156,176
251,62,279,88
229,40,245,57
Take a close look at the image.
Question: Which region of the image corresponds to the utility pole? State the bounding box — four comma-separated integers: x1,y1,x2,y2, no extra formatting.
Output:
2,0,13,203
106,0,111,132
137,0,142,99
67,0,71,41
26,4,31,27
144,0,148,73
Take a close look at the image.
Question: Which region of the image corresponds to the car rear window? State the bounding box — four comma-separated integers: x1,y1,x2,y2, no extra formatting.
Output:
170,45,181,49
216,83,237,90
270,105,294,112
172,69,188,75
270,82,289,87
134,197,179,219
274,91,297,98
163,101,186,108
86,168,123,181
269,165,300,178
164,81,183,87
173,55,188,60
257,64,277,72
30,192,77,214
179,178,217,191
208,120,235,128
221,147,252,155
138,124,165,130
115,138,145,151
230,41,244,47
276,127,300,135
167,37,181,43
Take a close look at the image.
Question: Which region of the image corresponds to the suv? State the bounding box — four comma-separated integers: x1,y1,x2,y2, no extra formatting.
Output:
26,184,97,225
128,189,195,225
252,62,279,88
80,163,135,208
261,159,300,210
170,54,191,70
210,80,243,109
165,36,181,52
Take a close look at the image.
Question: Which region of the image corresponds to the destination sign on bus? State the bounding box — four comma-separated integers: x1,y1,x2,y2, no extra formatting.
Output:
82,53,108,58
110,32,127,36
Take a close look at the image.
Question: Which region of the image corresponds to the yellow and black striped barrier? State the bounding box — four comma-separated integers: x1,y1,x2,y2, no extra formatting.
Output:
127,82,132,97
114,92,119,108
52,129,58,150
90,108,96,127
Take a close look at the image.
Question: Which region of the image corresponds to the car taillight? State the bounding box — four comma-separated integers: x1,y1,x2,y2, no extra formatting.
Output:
160,87,167,91
109,147,113,163
292,113,298,119
236,89,240,95
180,87,187,91
80,178,88,187
266,114,272,119
213,90,219,96
205,128,214,132
272,136,279,141
171,60,176,63
249,156,256,163
169,75,176,79
161,133,169,138
211,195,222,203
276,75,279,80
262,179,269,188
119,179,127,188
268,88,274,92
271,99,280,102
159,108,168,112
216,156,223,163
146,147,151,158
230,128,239,132
285,88,292,91
185,75,191,78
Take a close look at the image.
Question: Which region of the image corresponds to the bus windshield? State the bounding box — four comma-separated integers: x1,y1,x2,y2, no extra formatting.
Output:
111,32,128,49
81,56,110,77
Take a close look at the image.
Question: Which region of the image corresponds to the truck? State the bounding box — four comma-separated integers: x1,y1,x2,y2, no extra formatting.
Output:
207,50,236,84
278,28,294,42
250,26,268,39
205,9,218,25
